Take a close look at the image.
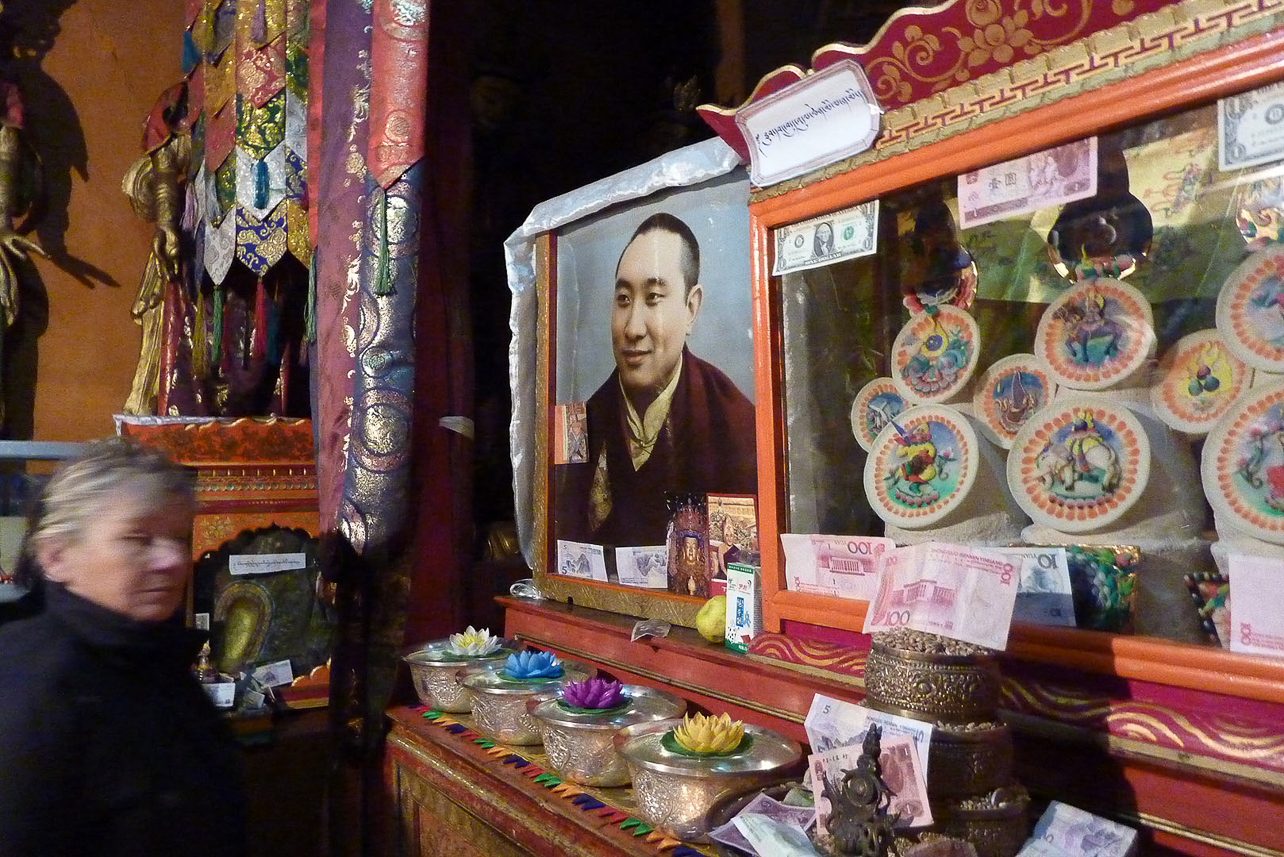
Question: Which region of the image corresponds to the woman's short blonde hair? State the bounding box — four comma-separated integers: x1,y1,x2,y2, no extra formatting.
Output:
15,437,194,587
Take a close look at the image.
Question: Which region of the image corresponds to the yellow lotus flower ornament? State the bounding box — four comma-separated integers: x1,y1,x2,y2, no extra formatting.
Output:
671,712,746,755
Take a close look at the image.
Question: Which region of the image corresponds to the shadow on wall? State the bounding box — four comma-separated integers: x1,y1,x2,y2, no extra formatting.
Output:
0,0,121,438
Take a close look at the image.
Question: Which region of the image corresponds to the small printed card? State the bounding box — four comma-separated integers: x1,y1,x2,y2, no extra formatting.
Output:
556,539,608,581
615,545,668,588
553,402,588,464
252,659,295,687
707,494,759,583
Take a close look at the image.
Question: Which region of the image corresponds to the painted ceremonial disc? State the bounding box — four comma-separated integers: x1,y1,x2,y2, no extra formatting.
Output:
851,378,907,452
1034,278,1155,391
1150,329,1251,435
972,354,1057,449
863,404,978,528
1202,381,1284,545
1007,396,1150,533
889,305,980,404
1215,244,1284,372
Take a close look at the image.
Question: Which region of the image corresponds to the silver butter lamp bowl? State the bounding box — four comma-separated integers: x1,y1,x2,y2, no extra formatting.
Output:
614,718,802,842
526,684,687,787
461,658,596,745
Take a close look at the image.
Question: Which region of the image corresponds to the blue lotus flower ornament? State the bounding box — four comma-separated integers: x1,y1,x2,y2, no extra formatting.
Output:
503,650,563,680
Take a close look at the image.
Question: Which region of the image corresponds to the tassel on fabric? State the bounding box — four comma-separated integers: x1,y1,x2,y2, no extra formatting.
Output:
373,191,392,296
251,0,267,43
192,288,209,380
252,278,267,362
265,280,280,367
211,286,224,370
253,159,269,209
304,248,317,344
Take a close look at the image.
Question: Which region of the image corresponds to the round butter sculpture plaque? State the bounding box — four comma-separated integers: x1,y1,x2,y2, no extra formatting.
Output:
864,404,978,529
1202,380,1284,545
1007,396,1150,533
851,377,906,453
889,305,980,405
1034,278,1155,390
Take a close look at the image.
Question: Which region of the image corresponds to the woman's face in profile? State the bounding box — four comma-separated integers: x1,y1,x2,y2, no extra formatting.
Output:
38,487,194,623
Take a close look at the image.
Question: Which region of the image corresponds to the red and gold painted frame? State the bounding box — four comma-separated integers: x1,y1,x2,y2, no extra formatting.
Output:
746,0,1284,706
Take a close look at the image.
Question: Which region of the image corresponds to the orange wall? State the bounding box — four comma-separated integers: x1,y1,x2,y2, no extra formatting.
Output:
25,0,182,442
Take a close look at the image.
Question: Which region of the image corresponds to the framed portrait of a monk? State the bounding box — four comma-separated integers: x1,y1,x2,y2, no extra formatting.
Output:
505,138,756,625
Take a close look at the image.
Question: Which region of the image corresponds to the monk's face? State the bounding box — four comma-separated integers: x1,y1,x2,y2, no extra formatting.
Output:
612,229,702,407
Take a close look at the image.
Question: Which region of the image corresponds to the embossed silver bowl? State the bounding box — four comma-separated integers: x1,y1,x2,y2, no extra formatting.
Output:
526,685,687,787
461,659,595,745
863,635,1001,724
930,786,1030,857
402,639,517,713
925,721,1014,799
614,718,802,842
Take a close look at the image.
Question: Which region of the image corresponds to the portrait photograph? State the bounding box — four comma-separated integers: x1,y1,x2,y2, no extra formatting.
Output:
551,169,756,553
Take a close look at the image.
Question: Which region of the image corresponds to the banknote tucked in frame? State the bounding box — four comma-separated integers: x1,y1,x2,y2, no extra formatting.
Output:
555,539,608,581
957,138,1096,229
1228,553,1284,659
863,542,1019,650
1219,81,1284,172
781,533,895,601
772,201,879,275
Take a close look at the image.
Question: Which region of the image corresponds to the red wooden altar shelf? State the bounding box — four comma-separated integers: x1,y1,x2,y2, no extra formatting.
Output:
503,598,1284,857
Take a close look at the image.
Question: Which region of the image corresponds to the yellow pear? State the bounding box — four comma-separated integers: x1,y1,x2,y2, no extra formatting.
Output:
695,595,727,643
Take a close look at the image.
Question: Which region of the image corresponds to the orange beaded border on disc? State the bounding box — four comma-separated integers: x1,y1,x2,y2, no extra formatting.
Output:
1008,397,1149,533
1215,245,1284,372
1203,381,1284,545
1151,329,1251,435
1034,278,1155,391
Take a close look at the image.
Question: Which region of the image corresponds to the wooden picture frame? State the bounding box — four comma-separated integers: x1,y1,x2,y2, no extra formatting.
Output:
507,140,756,626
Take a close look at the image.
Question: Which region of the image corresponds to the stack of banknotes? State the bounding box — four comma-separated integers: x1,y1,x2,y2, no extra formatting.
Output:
1017,801,1138,857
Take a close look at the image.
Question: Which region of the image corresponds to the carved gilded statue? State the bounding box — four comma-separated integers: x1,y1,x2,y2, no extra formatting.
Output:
121,82,192,415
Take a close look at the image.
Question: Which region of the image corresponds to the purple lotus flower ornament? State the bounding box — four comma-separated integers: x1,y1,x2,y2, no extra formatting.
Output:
503,650,563,680
561,678,626,710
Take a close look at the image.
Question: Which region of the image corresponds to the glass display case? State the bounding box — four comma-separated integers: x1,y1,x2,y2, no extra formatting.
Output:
747,6,1284,700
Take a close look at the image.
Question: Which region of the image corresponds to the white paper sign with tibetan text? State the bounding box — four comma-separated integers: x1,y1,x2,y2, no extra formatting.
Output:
229,552,308,576
736,60,881,187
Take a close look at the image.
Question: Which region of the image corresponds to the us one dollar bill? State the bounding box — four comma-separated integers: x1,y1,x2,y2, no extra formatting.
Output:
862,542,1019,650
1028,801,1138,857
772,200,879,275
1219,81,1284,172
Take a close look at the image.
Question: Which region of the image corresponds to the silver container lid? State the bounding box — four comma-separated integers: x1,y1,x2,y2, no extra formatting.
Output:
402,638,517,666
527,684,687,732
461,659,594,695
614,718,802,777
